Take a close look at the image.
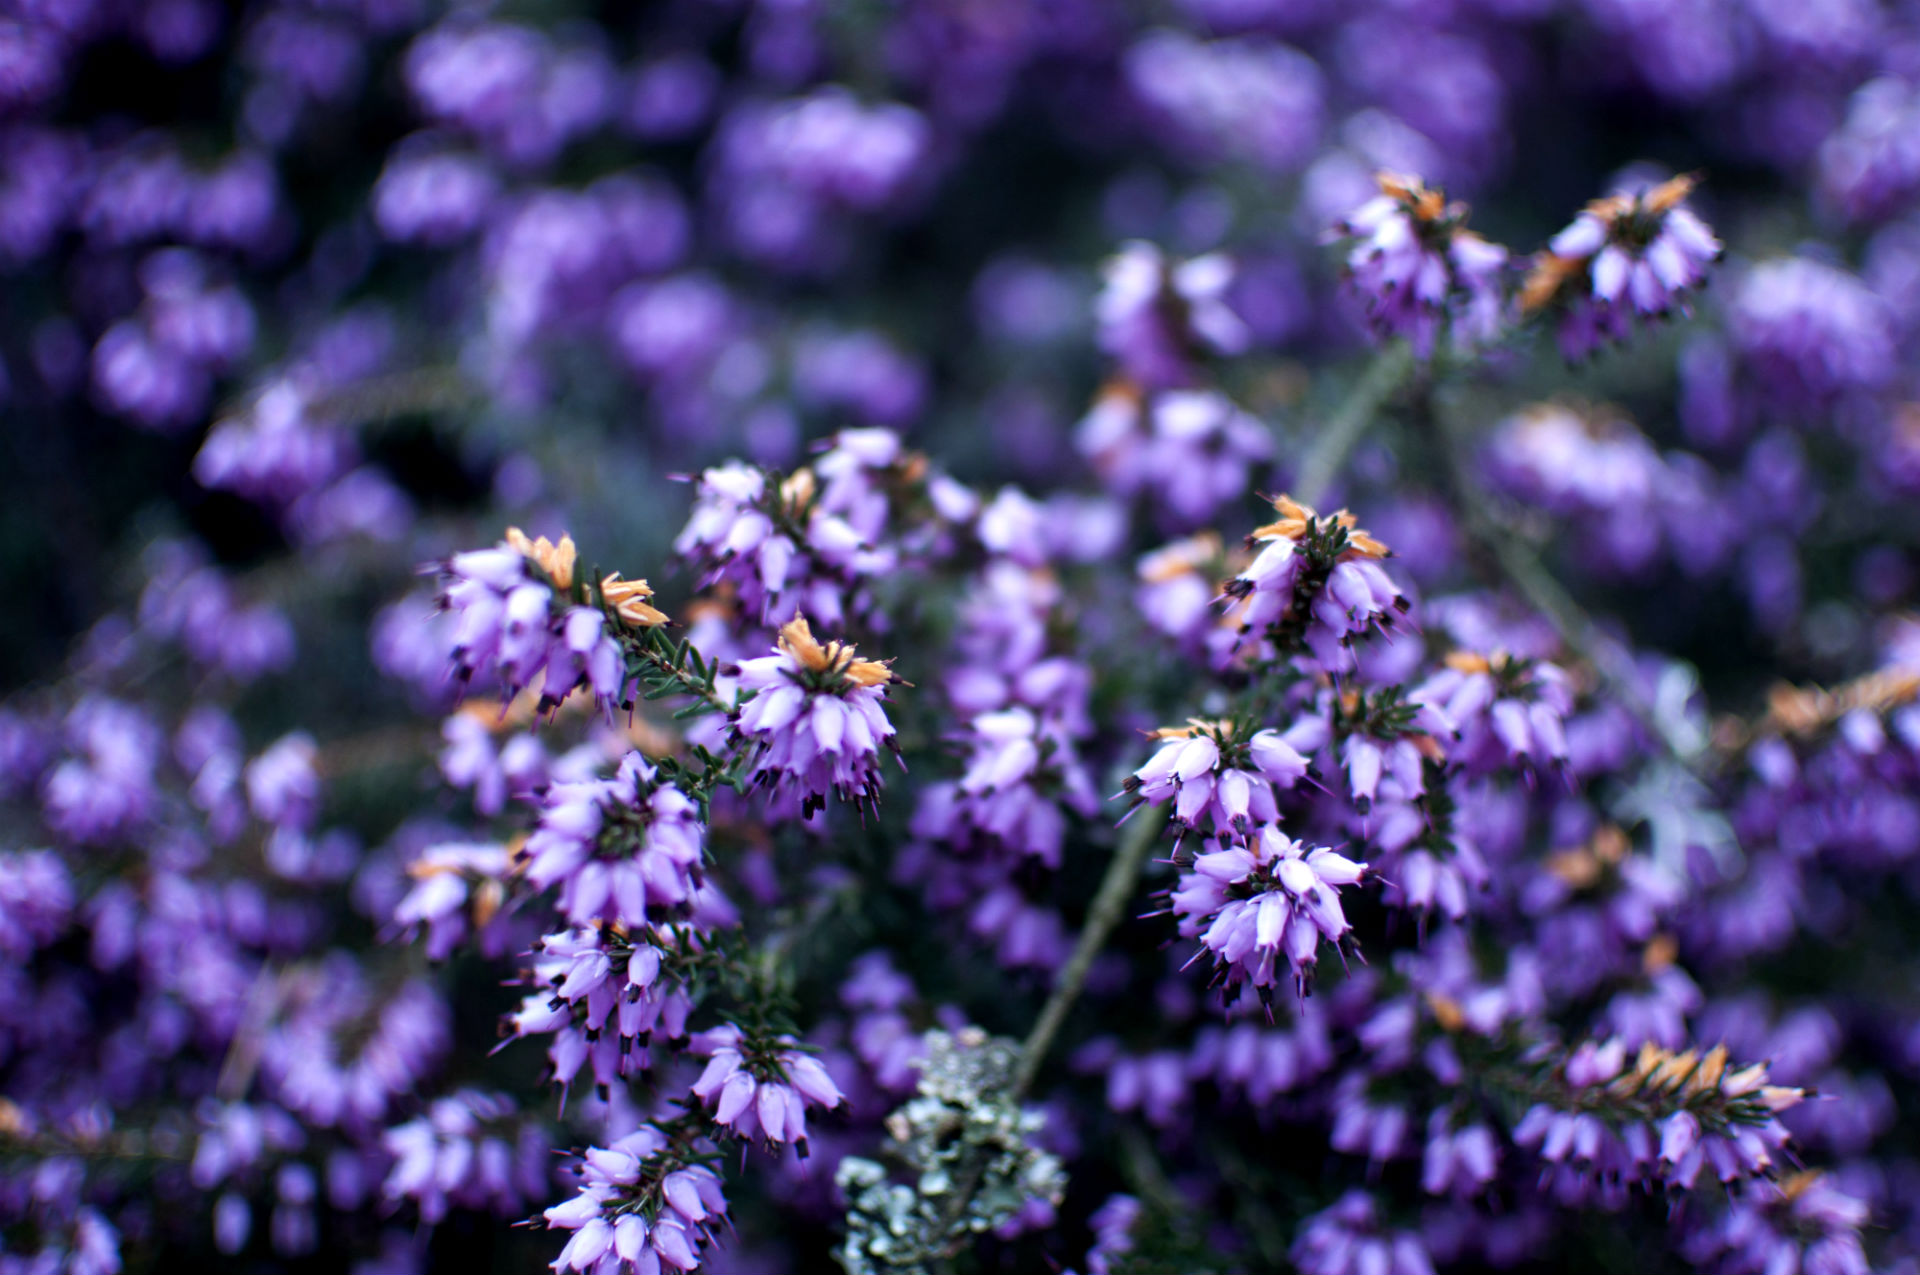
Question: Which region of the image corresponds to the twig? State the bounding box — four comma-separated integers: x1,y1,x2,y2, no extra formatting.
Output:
1011,803,1170,1100
1294,342,1416,509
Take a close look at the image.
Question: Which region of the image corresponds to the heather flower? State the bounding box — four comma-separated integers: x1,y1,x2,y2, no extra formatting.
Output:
1421,1111,1501,1196
1329,171,1510,355
1123,29,1324,175
1081,1194,1141,1275
0,849,73,959
372,148,498,245
1729,258,1895,412
245,733,320,831
1222,495,1406,669
1171,825,1368,1000
1125,717,1309,838
968,883,1072,972
504,926,698,1093
42,697,162,845
921,705,1098,867
136,545,296,682
543,1126,730,1274
674,460,897,629
1413,650,1573,773
1094,243,1250,389
1134,532,1229,652
1818,78,1920,226
1524,826,1685,998
1521,175,1721,359
1075,384,1272,529
258,973,450,1133
1483,402,1664,520
730,615,901,815
1292,1191,1435,1275
1190,1008,1337,1105
1328,1073,1412,1167
393,842,513,960
690,1023,844,1155
518,752,709,929
440,528,630,713
1682,1174,1871,1275
1515,1039,1805,1195
194,380,352,508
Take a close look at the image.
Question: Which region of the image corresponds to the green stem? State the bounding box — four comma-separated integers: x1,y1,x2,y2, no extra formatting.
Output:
1294,342,1416,509
1011,803,1170,1100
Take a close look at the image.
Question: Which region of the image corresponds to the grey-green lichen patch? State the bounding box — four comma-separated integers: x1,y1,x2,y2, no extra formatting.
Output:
835,1028,1068,1275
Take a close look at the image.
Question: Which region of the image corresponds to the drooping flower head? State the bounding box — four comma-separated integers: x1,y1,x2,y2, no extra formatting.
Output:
674,433,921,629
1222,495,1406,670
1522,175,1721,360
1330,171,1510,356
543,1125,731,1274
1124,717,1310,840
1413,649,1573,774
518,752,711,929
440,527,646,714
1170,825,1368,1002
1515,1037,1806,1200
1095,241,1250,389
731,615,901,816
689,1023,844,1157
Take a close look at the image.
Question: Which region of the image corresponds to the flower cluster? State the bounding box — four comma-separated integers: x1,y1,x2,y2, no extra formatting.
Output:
9,2,1920,1271
731,615,900,816
1222,495,1407,669
542,1126,730,1275
1521,175,1723,359
442,529,656,713
1171,827,1369,1001
1331,172,1509,356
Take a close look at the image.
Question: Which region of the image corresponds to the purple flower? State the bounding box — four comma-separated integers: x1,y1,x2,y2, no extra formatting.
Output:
1094,243,1250,389
393,842,513,961
1330,171,1510,356
1729,257,1895,412
543,1126,730,1274
1681,1174,1870,1275
1171,824,1368,1001
1125,718,1308,838
1818,78,1920,225
1076,385,1272,529
1413,650,1573,773
246,733,320,831
1522,175,1721,359
690,1024,844,1155
1082,1194,1141,1275
1135,532,1230,654
730,615,901,816
504,925,699,1093
440,528,629,713
373,147,498,245
1221,495,1406,670
920,705,1098,867
194,381,352,508
519,752,709,930
674,455,899,630
1515,1039,1805,1196
1292,1190,1435,1275
1123,29,1324,174
0,849,73,960
42,697,162,845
